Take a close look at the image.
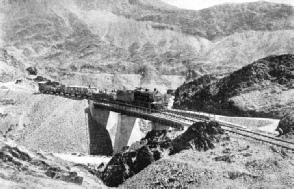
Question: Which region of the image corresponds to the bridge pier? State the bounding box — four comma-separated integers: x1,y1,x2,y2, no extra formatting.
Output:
88,100,180,155
89,101,151,154
112,114,138,154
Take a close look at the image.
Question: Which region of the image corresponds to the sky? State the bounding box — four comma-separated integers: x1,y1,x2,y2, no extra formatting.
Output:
161,0,294,10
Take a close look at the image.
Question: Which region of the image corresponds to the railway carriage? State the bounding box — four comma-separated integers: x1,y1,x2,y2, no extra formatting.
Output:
55,84,66,95
64,86,76,96
92,91,116,101
73,86,89,97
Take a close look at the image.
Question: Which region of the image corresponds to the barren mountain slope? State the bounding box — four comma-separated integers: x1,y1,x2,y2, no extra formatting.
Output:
203,30,294,74
0,0,209,79
0,140,107,188
122,134,294,188
174,54,294,120
0,49,26,82
134,1,294,39
0,82,90,154
1,0,294,85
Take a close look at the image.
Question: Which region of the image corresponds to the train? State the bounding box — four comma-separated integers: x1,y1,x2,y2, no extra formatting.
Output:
38,81,169,110
38,81,97,98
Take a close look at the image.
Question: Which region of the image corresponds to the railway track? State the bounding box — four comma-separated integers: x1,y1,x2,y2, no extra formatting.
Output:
93,100,198,125
169,108,294,152
221,123,294,151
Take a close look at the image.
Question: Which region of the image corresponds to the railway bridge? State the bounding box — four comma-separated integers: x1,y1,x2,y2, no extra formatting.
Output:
86,98,294,154
86,99,211,154
33,90,294,155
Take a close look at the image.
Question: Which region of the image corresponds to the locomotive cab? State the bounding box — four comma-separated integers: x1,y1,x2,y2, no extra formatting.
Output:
133,88,164,110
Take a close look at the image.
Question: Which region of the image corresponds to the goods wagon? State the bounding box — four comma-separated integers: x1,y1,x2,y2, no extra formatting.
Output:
64,86,76,96
92,91,116,101
55,85,66,95
38,82,47,93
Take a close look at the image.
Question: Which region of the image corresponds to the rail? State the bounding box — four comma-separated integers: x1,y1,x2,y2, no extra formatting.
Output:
169,108,294,151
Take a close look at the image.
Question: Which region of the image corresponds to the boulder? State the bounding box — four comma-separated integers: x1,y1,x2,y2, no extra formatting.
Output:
214,155,232,163
134,146,154,172
2,146,32,162
101,130,171,187
171,121,224,154
26,67,38,75
276,112,294,135
102,152,136,187
45,167,83,185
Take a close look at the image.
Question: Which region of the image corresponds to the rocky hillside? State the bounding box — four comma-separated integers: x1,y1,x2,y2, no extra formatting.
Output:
101,121,224,187
122,130,294,188
134,1,294,40
174,54,294,132
0,140,107,188
1,0,294,86
0,49,26,82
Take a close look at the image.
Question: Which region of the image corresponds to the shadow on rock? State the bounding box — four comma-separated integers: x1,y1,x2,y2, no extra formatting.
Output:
170,121,224,154
101,121,225,187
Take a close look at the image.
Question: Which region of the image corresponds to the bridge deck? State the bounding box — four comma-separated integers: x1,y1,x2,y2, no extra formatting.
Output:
90,100,193,130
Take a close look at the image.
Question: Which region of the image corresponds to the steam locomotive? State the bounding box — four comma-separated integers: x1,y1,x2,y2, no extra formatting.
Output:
38,81,167,110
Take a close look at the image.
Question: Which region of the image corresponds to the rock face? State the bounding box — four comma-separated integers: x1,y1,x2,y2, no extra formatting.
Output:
102,122,225,187
101,130,169,187
171,121,224,154
276,112,294,136
101,152,137,187
0,145,83,185
174,74,218,108
174,54,294,134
